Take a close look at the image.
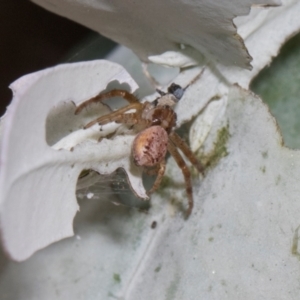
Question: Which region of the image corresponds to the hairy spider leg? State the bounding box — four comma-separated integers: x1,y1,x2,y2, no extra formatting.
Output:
169,132,204,175
144,164,162,176
84,102,142,129
147,159,166,195
167,140,193,217
102,111,153,129
75,89,140,114
142,63,161,88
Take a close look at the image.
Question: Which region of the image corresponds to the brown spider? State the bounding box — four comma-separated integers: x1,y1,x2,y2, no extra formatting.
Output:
75,83,204,217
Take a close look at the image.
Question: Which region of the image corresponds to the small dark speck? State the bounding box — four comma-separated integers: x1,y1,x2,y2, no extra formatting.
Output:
221,279,227,286
260,166,266,173
262,151,268,159
151,221,157,229
154,264,161,272
70,147,74,152
113,273,121,283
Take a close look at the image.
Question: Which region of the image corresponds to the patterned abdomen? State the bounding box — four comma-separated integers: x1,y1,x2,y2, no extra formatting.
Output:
132,126,168,167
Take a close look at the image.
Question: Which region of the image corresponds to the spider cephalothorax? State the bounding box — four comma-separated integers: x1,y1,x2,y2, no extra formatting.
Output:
75,82,203,217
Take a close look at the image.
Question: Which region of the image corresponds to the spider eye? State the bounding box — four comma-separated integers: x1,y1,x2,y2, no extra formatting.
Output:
168,83,185,100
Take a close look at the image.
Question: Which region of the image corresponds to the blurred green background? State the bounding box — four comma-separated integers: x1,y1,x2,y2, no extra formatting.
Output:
251,33,300,149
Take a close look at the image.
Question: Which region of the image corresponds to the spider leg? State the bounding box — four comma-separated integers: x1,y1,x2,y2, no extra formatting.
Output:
169,131,204,175
147,159,166,195
142,63,161,89
75,89,140,114
84,103,142,129
102,111,152,128
144,165,160,176
167,140,193,217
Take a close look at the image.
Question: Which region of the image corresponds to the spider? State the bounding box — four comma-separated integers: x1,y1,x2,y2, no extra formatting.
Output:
75,82,204,217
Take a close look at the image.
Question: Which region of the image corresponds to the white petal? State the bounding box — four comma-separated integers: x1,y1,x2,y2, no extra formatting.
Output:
0,60,145,261
31,0,280,68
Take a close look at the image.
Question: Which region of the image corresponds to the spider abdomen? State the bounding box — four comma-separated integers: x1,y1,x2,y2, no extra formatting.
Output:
132,126,168,167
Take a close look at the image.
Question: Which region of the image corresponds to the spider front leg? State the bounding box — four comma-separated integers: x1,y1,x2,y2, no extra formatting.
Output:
169,131,204,174
147,159,166,195
75,89,140,114
167,140,194,218
83,103,143,128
